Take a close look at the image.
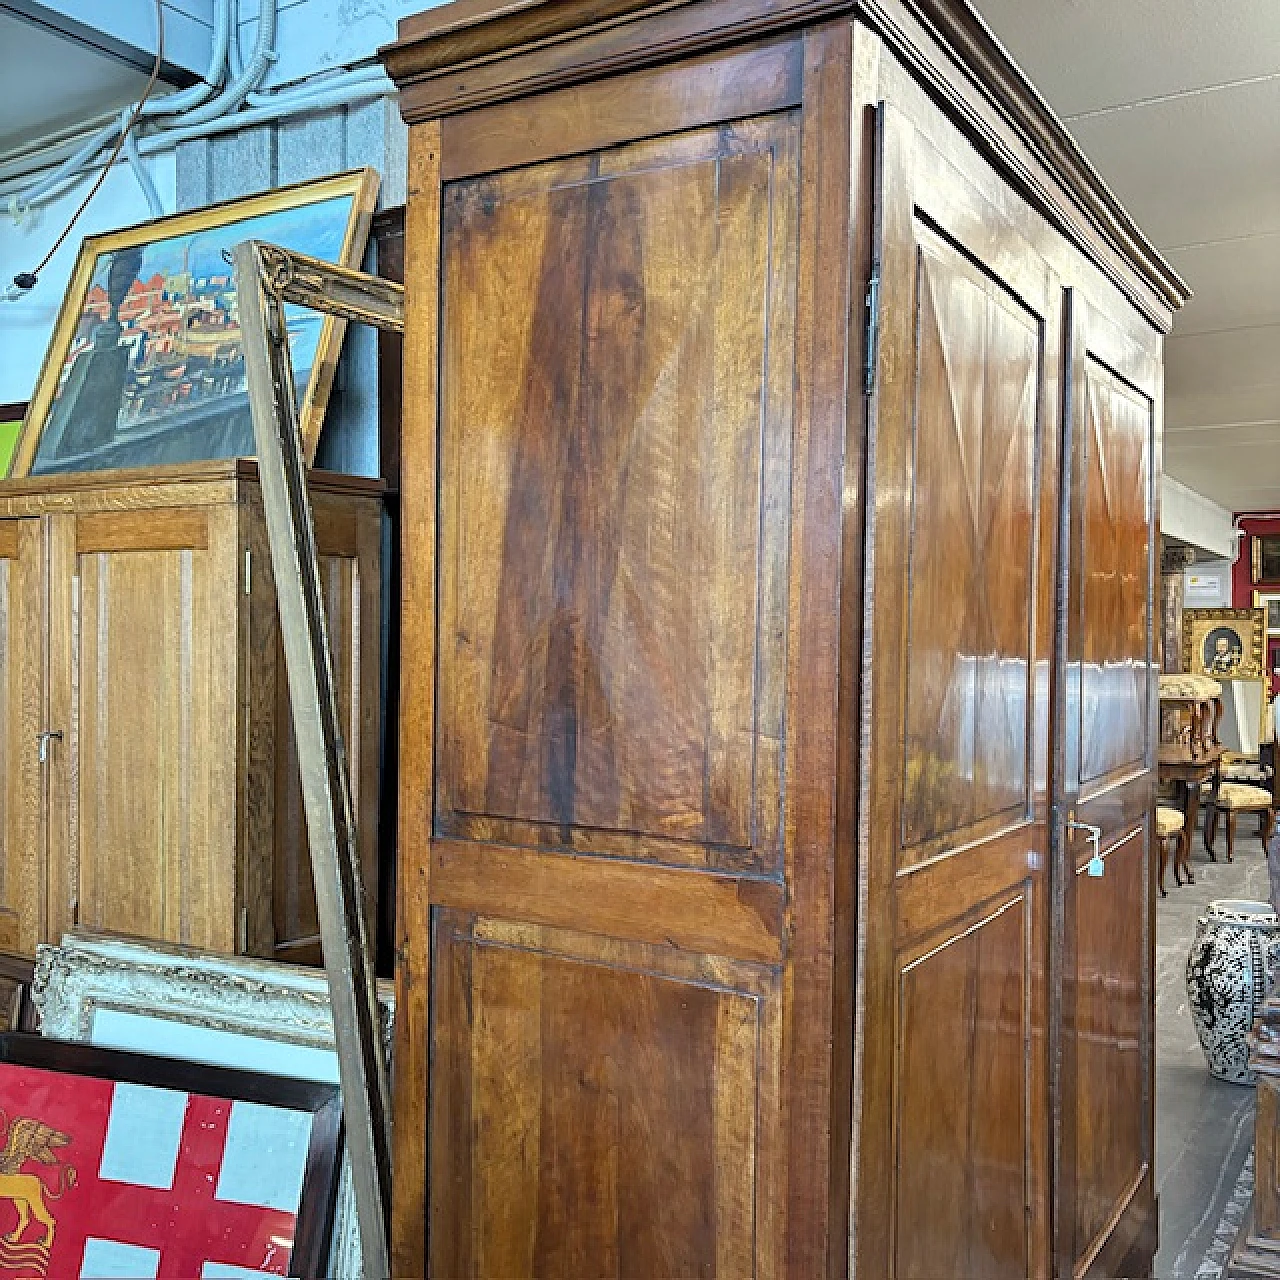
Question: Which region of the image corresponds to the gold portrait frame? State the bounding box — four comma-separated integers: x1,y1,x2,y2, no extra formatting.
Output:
1183,607,1265,681
9,167,379,479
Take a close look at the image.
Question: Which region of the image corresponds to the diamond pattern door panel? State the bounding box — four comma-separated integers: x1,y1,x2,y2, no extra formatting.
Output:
1079,360,1153,787
902,230,1041,854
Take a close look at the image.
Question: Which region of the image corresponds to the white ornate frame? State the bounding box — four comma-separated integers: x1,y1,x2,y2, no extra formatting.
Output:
32,930,393,1278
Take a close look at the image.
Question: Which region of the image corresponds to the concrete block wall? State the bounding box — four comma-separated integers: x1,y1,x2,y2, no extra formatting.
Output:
175,96,407,476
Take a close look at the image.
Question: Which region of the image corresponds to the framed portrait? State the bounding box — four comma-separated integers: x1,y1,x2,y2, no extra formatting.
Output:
0,403,26,478
1255,590,1280,635
1183,607,1265,680
32,930,394,1277
1253,535,1280,585
9,168,378,480
0,1032,340,1278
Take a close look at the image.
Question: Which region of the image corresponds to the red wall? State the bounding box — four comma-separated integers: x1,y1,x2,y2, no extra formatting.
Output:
1234,513,1280,692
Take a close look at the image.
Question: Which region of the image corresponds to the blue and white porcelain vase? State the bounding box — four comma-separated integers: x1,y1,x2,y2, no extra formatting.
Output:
1186,898,1280,1084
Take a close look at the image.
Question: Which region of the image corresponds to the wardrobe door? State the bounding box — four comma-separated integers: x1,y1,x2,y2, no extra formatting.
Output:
0,518,47,952
394,27,859,1275
1055,289,1160,1278
856,62,1062,1279
45,505,241,951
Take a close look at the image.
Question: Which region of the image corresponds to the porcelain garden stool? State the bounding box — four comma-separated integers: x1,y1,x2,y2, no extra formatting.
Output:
1187,899,1280,1083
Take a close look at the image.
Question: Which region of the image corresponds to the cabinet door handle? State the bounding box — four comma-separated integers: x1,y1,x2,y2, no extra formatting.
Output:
1068,819,1105,877
37,730,63,763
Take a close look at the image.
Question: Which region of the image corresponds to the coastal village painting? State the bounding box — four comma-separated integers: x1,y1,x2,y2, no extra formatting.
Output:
13,170,377,478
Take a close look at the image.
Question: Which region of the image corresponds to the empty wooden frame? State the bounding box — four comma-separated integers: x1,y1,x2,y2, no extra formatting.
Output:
232,239,403,1279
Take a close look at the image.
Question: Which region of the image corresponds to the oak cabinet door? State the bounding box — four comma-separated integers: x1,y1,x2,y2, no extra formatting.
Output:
46,507,240,951
0,518,47,953
856,61,1062,1280
256,497,382,964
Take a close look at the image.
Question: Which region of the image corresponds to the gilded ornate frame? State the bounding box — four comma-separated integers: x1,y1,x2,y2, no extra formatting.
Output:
32,930,393,1278
10,169,378,478
232,238,403,1279
1182,606,1266,681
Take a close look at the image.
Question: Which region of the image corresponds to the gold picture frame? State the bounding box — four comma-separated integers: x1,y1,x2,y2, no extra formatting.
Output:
1183,607,1265,681
1254,590,1280,636
0,402,26,478
9,168,378,479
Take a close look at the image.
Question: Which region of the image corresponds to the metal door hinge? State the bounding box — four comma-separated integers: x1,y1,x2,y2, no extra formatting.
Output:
36,729,62,763
863,266,881,397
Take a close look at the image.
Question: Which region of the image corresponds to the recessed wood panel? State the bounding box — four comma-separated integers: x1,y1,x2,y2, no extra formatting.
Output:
1079,362,1152,786
272,549,369,961
0,521,45,953
901,228,1041,855
894,893,1032,1279
73,544,226,948
429,913,782,1276
436,114,799,872
1073,827,1147,1261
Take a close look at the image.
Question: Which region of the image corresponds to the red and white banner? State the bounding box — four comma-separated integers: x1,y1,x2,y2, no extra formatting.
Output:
0,1063,305,1279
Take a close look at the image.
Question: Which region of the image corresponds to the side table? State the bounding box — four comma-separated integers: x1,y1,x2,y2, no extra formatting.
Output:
1158,745,1224,878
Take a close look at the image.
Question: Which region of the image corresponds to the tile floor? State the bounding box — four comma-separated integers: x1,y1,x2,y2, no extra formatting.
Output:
1154,825,1271,1278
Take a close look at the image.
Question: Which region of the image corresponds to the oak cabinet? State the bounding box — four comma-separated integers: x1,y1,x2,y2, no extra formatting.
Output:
0,460,382,964
382,1,1187,1275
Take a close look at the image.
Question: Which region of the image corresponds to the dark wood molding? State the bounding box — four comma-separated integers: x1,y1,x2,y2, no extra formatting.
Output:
380,0,1188,330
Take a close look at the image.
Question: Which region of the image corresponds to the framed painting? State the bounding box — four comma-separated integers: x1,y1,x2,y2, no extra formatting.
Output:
9,169,378,479
1253,535,1280,585
0,1032,340,1278
32,930,394,1278
0,954,36,1035
0,404,26,479
1255,590,1280,635
1183,607,1265,681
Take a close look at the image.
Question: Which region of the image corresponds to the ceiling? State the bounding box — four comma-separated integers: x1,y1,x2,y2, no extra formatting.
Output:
0,11,163,154
973,0,1280,515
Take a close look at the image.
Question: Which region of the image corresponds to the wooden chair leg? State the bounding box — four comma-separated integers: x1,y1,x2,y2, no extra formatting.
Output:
1206,801,1219,859
1263,807,1276,848
1159,836,1168,897
1179,828,1194,884
1226,810,1237,862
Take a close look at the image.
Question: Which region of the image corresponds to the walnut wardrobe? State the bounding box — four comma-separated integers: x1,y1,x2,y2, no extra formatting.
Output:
381,0,1188,1275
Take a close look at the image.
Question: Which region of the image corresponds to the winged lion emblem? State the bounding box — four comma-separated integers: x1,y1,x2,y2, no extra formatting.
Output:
0,1109,76,1269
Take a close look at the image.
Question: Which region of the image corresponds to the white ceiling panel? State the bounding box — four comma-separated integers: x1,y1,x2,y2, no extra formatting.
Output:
0,11,165,154
1166,385,1280,433
1164,437,1280,510
1167,232,1280,336
971,0,1280,117
974,0,1280,518
1164,324,1280,396
1066,75,1280,248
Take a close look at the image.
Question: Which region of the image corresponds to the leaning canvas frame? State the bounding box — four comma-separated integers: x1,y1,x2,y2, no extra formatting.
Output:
10,168,378,479
31,930,394,1278
1183,607,1266,682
